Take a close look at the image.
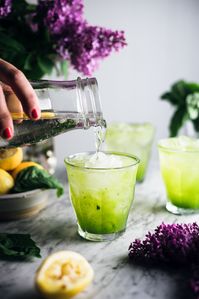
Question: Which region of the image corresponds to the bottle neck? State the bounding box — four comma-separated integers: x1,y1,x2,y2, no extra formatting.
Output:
31,77,105,129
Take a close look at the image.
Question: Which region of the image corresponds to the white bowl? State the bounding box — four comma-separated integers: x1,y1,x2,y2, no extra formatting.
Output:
0,189,49,220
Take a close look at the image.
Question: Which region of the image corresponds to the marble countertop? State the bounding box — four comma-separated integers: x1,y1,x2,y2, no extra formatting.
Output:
0,163,198,299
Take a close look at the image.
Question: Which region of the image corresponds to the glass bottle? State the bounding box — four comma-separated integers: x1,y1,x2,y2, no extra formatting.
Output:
0,78,105,148
0,77,106,149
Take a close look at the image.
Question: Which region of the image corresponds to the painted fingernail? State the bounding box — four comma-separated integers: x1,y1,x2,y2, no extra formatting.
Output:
2,127,12,139
31,108,39,119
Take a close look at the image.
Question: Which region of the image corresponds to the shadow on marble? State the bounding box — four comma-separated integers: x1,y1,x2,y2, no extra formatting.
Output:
13,289,42,299
127,261,195,299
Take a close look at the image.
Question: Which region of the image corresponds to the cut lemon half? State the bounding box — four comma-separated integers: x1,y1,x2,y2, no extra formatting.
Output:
11,161,43,180
0,168,14,195
35,251,94,299
0,148,23,171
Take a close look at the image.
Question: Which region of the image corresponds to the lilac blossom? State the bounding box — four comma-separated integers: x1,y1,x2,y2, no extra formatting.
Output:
38,0,126,75
129,223,199,298
128,223,199,265
0,0,12,17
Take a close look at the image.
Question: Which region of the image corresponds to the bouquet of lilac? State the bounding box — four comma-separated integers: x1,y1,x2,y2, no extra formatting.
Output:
128,223,199,298
0,0,126,79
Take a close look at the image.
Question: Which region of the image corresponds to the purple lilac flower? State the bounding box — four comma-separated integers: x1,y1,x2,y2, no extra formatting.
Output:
0,0,12,17
38,0,126,75
128,223,199,265
56,25,126,75
38,0,84,35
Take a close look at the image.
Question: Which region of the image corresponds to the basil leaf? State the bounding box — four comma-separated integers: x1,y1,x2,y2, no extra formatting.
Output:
0,233,41,259
12,166,64,197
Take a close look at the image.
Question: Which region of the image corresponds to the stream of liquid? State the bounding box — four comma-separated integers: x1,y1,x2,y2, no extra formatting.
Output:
94,125,106,153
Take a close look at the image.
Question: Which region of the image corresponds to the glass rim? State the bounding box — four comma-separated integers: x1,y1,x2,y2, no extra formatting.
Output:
107,121,155,130
64,151,140,170
158,140,199,153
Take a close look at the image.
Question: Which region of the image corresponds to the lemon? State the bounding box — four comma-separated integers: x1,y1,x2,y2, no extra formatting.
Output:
0,169,14,195
0,148,23,171
41,112,55,119
11,161,43,180
35,251,94,299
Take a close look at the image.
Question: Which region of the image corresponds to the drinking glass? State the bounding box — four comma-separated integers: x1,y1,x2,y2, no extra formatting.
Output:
105,123,155,182
158,137,199,214
65,152,139,241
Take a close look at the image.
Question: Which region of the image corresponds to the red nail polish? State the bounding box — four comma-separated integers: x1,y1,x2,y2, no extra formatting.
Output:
31,108,39,119
3,127,12,139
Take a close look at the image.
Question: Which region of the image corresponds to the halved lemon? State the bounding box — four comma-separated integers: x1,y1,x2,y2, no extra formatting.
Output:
11,161,43,180
0,168,14,195
0,148,23,171
35,251,94,299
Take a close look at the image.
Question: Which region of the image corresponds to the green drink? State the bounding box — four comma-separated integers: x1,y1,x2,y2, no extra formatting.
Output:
105,123,155,182
65,152,139,241
158,136,199,214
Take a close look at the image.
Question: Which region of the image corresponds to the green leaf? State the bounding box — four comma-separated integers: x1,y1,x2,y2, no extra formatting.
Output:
12,166,64,197
161,92,178,106
24,53,34,71
192,118,199,133
186,82,199,93
60,60,68,79
169,106,187,137
0,32,25,53
186,93,199,120
0,233,41,259
37,56,54,75
161,80,189,106
170,80,188,105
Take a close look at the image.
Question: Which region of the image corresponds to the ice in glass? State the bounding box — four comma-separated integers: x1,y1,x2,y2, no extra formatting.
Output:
65,152,139,241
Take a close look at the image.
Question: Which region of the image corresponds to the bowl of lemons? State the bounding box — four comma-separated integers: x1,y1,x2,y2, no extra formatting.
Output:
0,147,63,221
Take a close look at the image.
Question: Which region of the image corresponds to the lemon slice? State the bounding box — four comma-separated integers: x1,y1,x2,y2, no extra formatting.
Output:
0,148,23,171
0,169,14,195
11,161,43,180
35,251,94,299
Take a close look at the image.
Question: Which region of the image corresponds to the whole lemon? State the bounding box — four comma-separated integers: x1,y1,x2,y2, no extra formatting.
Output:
0,169,14,195
0,148,23,171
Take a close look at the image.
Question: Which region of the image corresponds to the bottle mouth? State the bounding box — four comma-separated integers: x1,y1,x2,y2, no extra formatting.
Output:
76,77,104,129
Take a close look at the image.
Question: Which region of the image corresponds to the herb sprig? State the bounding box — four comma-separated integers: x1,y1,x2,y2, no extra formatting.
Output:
0,233,41,259
161,80,199,137
12,166,64,197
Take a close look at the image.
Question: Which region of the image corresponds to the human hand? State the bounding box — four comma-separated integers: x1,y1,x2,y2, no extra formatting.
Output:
0,59,41,140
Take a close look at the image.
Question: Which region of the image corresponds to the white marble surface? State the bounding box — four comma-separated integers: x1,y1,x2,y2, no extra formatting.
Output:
0,163,198,299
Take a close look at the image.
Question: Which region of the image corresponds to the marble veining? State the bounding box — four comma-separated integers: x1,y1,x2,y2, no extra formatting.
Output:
0,164,197,299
